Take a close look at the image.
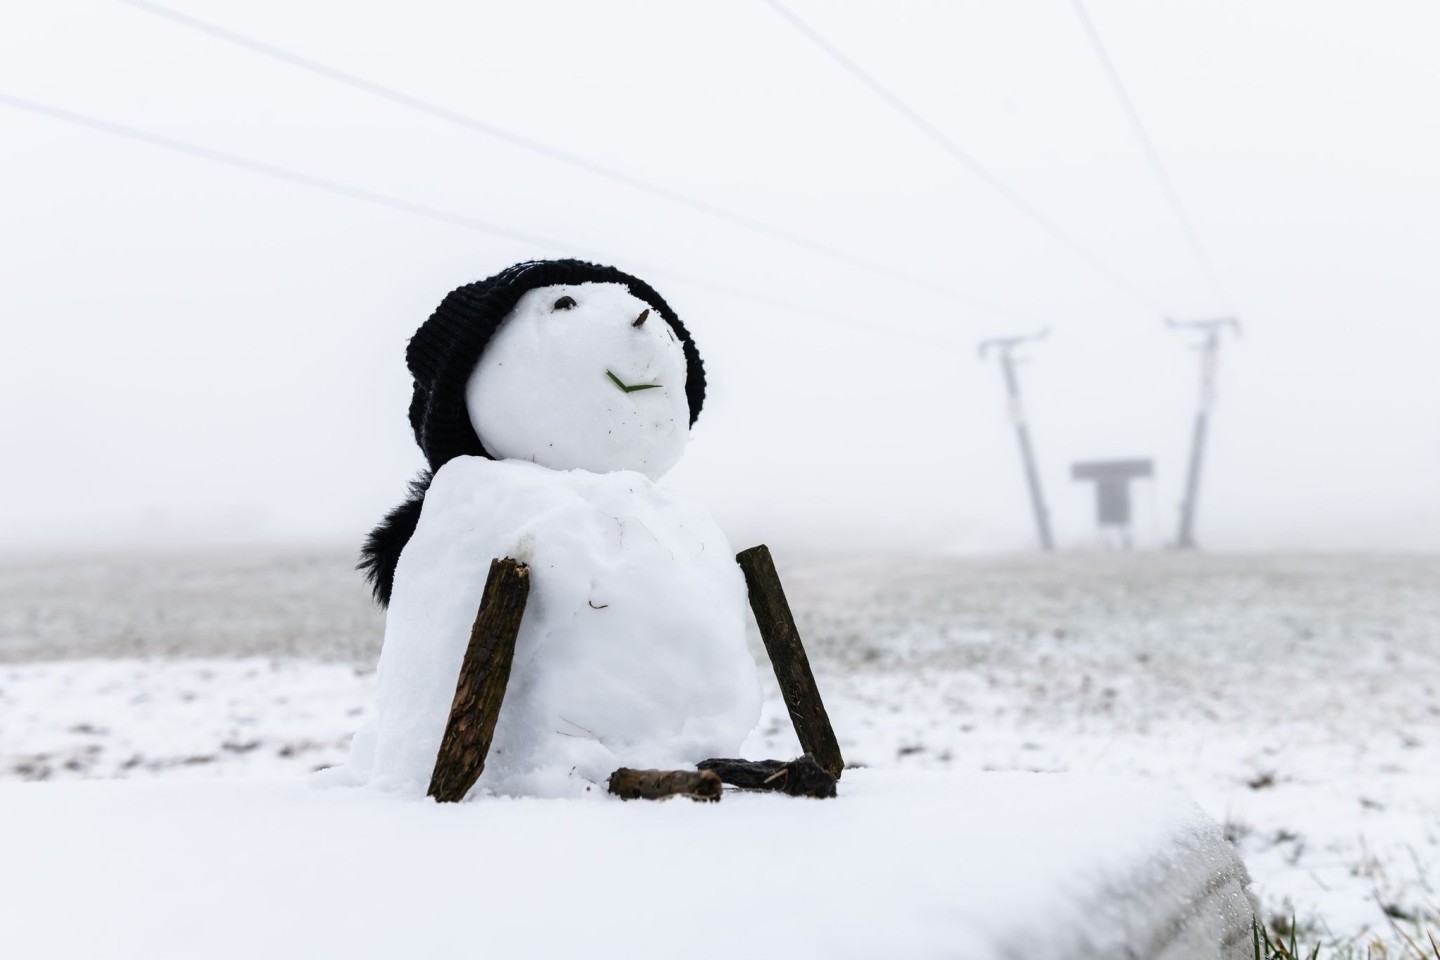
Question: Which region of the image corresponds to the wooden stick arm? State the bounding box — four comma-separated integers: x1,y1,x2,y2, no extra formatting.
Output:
736,545,845,780
427,557,530,803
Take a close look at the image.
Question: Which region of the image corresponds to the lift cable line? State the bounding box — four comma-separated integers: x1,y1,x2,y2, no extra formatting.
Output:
1069,0,1233,312
0,92,968,349
113,0,1026,324
763,0,1161,314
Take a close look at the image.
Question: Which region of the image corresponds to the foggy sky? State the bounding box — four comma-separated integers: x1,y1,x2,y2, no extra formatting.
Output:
2,0,1437,556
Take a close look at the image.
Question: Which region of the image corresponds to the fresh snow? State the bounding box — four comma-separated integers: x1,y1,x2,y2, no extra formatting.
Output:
0,770,1251,960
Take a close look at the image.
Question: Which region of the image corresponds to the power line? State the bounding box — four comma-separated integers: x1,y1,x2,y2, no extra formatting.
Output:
1069,0,1232,312
761,0,1162,313
114,0,1025,323
0,91,966,349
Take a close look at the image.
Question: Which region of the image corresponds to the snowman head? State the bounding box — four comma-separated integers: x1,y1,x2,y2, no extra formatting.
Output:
465,282,691,478
404,260,706,479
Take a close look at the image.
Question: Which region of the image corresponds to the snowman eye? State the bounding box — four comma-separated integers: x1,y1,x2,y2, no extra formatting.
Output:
552,296,577,311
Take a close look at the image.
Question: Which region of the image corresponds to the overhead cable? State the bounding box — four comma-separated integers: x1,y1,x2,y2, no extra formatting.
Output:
0,92,966,347
1069,0,1232,311
762,0,1162,313
115,0,1028,322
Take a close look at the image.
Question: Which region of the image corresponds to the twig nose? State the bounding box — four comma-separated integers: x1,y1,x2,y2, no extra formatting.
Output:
633,309,649,328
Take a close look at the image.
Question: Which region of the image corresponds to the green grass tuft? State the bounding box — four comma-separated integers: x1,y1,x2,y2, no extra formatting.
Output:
1253,917,1440,960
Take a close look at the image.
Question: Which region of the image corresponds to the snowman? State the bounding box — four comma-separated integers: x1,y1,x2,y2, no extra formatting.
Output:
341,260,764,799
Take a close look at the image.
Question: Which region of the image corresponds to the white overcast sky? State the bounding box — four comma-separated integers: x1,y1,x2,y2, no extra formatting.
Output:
1,0,1437,556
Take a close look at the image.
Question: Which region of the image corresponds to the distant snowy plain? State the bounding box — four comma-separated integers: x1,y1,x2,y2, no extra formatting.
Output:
2,550,1436,950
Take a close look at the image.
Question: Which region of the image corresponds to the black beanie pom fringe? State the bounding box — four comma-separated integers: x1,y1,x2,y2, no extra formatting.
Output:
358,470,433,608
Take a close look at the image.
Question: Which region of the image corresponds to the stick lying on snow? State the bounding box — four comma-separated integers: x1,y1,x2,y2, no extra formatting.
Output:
698,756,838,799
608,768,724,802
428,558,530,803
737,545,845,780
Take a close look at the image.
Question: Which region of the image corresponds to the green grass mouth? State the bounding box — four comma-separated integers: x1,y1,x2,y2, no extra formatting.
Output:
606,370,663,394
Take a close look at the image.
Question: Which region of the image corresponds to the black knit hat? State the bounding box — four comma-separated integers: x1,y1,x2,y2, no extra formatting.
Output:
405,258,706,471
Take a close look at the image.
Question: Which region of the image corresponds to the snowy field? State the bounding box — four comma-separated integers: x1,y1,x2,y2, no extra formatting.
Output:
2,549,1437,952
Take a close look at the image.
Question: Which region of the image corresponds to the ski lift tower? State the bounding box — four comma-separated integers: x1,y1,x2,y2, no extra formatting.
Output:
980,329,1053,551
1168,317,1240,549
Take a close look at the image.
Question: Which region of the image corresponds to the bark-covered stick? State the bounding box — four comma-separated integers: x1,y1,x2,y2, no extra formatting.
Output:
607,768,723,802
698,756,837,798
736,545,845,780
427,557,530,803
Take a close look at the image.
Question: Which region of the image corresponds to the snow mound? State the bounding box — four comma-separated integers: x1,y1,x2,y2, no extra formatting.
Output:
0,770,1255,960
340,456,761,797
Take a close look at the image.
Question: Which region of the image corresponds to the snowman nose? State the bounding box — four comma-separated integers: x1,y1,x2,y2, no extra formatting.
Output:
633,309,650,328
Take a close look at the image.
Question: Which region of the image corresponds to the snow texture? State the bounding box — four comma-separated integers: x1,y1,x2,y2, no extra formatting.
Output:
339,456,761,797
0,770,1252,960
465,282,691,479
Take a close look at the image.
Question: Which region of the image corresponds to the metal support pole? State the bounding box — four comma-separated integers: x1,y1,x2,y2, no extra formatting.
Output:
981,331,1053,551
1170,318,1238,550
1176,394,1210,550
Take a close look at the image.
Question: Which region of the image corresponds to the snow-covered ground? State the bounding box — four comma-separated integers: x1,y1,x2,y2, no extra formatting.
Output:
0,772,1253,960
2,549,1436,951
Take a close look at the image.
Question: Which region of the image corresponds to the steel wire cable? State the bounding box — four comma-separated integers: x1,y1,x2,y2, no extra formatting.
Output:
0,91,968,348
114,0,1029,323
762,0,1164,313
1069,0,1233,312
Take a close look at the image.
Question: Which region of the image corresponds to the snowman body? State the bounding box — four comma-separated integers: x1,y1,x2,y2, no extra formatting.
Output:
343,276,761,798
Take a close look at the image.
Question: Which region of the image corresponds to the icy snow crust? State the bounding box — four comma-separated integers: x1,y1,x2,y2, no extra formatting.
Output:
342,456,761,797
465,282,691,480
